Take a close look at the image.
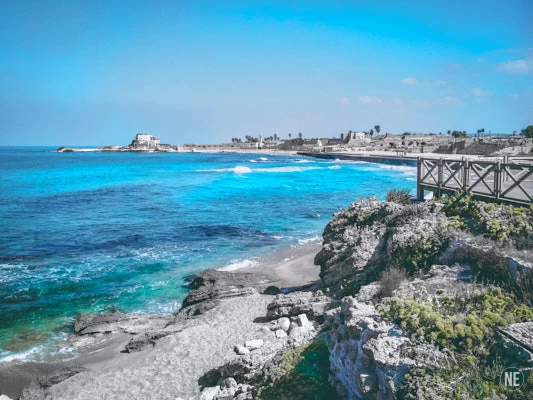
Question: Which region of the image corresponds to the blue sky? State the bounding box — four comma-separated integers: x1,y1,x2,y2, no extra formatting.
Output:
1,0,532,145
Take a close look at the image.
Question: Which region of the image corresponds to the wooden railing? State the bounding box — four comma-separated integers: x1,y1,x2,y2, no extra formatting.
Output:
417,157,533,205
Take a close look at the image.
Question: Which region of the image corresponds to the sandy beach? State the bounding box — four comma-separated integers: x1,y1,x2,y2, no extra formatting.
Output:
0,241,322,399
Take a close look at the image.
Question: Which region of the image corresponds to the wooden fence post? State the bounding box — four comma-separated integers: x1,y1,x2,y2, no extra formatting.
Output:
463,158,470,191
495,160,501,201
417,157,424,201
437,158,443,197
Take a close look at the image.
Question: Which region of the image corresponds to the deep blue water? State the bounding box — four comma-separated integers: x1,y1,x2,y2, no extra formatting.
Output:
0,147,416,360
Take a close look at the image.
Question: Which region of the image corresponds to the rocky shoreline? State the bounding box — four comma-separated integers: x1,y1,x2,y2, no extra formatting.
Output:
1,194,532,400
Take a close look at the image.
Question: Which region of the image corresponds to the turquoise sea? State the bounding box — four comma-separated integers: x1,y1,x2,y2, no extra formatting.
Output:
0,147,416,361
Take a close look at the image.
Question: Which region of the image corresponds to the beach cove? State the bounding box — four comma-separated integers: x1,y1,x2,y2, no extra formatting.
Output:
0,148,416,397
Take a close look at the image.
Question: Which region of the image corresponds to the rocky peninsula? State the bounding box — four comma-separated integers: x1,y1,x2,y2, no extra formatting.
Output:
1,191,533,400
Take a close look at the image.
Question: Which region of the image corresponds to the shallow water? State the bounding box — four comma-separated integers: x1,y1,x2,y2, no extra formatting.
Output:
0,148,415,360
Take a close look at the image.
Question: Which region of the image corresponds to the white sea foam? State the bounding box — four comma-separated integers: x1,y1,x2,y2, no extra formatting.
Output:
217,259,258,271
333,159,370,164
249,157,268,163
328,165,341,169
294,159,315,163
255,166,322,173
0,331,73,363
234,165,252,174
377,164,417,175
196,166,252,174
197,165,328,174
131,299,181,315
294,236,322,246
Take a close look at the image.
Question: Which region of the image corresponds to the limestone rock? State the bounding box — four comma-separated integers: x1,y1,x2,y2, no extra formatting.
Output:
74,312,172,335
19,367,86,400
269,317,290,332
124,331,168,352
234,345,250,355
357,282,381,302
266,292,330,320
274,329,287,339
296,313,311,328
182,269,278,310
244,339,264,351
314,199,446,296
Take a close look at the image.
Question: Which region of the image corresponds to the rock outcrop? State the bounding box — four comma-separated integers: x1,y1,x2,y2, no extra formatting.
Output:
19,367,87,400
266,290,330,320
74,312,173,335
315,198,448,295
326,293,444,400
180,269,279,316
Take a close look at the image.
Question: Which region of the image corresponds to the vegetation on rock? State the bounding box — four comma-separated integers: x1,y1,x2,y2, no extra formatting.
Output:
318,190,533,399
440,191,533,245
385,188,412,205
254,340,337,400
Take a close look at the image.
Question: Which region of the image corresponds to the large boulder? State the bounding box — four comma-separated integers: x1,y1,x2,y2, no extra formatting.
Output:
266,291,330,320
315,199,448,295
74,312,172,335
180,269,279,314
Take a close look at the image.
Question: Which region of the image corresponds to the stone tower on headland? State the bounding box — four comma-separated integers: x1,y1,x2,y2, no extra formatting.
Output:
129,134,161,149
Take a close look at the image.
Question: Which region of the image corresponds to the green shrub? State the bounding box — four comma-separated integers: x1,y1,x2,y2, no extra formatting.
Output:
440,191,533,244
453,246,533,307
379,267,407,297
386,188,412,205
255,340,338,400
381,288,533,352
382,288,533,399
390,223,450,274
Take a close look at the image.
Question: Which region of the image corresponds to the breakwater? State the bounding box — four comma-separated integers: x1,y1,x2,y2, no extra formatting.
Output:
297,152,418,166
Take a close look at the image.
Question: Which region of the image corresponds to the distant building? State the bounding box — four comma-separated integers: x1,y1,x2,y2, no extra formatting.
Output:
130,134,161,149
342,131,367,143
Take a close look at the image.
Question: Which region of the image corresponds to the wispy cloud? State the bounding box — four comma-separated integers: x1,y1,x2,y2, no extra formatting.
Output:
424,80,446,86
442,96,463,105
496,58,533,74
339,97,350,105
358,95,382,105
401,77,445,86
401,77,418,85
471,87,493,98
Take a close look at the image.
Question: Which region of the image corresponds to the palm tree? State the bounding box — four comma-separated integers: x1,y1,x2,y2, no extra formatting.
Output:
289,133,292,139
299,132,303,139
447,130,451,136
369,129,374,139
374,125,381,137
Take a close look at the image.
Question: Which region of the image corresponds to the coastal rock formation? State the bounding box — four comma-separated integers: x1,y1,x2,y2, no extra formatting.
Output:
265,290,330,320
180,269,279,316
326,291,444,400
19,367,87,400
315,198,448,295
74,311,172,335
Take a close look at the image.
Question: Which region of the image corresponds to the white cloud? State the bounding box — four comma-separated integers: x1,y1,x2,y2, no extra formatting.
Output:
358,96,382,105
401,77,418,85
442,96,462,105
497,58,532,74
339,97,350,105
471,87,493,98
